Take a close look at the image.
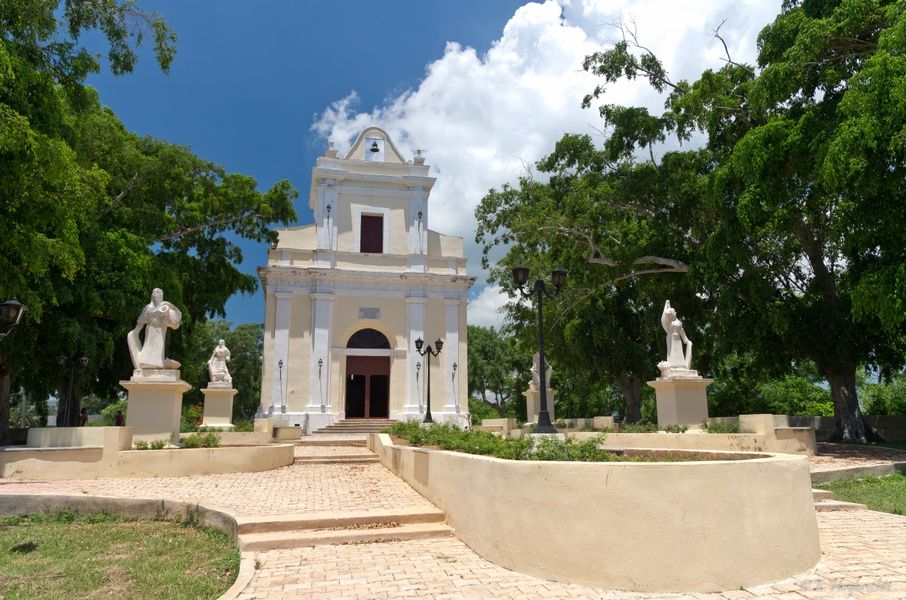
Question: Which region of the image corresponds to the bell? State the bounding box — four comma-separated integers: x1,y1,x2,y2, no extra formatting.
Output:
370,141,380,153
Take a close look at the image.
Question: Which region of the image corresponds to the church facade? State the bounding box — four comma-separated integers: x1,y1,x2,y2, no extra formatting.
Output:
258,127,474,431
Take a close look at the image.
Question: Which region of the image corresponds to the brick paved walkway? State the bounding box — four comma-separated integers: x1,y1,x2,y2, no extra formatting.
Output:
3,443,906,598
293,445,375,458
235,510,906,599
0,462,433,517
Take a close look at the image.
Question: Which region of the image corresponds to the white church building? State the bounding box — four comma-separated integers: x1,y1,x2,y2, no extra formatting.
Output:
257,126,474,431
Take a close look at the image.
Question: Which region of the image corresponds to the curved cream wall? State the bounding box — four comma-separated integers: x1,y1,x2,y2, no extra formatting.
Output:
370,434,820,593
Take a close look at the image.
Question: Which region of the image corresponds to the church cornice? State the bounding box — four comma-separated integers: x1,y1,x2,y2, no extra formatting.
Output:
259,265,475,291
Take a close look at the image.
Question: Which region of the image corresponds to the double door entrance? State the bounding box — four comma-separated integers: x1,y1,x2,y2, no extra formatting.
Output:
345,355,390,418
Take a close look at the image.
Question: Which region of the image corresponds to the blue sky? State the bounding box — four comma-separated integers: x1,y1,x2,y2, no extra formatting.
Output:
85,1,780,329
84,1,525,325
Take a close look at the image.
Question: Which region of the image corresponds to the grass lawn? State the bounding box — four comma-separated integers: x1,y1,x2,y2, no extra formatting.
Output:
820,472,906,516
0,510,239,600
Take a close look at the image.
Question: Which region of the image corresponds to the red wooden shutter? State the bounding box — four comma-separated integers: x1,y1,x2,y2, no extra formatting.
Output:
361,215,383,253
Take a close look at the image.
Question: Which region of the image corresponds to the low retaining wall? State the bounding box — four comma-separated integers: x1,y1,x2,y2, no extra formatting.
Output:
0,444,294,479
571,430,815,455
370,433,820,593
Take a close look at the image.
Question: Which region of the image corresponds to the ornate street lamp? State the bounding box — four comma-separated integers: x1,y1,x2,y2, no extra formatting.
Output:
414,337,444,424
0,299,26,339
512,265,567,434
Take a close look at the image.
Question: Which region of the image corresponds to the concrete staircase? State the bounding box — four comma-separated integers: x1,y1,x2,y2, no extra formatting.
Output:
240,436,453,550
237,507,453,551
294,452,379,465
314,418,397,434
813,488,867,512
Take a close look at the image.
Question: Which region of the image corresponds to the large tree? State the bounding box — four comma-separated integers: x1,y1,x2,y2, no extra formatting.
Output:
581,0,906,441
476,134,703,422
1,2,297,443
467,325,530,418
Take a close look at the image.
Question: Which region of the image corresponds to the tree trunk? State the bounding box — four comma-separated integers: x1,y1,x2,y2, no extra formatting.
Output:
617,373,642,423
823,363,885,443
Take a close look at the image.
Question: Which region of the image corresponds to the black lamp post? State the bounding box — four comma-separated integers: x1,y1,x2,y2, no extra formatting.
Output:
0,299,27,445
57,355,89,427
414,337,443,424
512,265,567,434
0,299,26,339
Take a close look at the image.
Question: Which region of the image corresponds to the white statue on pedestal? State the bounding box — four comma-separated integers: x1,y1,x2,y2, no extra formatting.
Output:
207,339,232,387
657,300,697,378
127,288,182,371
529,352,552,391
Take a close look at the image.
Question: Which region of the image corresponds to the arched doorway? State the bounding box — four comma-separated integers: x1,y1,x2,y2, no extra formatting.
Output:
345,328,391,418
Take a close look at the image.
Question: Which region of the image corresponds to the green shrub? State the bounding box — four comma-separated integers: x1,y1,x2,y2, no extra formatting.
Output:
180,404,204,433
861,378,906,415
388,422,617,462
702,421,741,433
134,440,150,450
150,439,167,450
661,424,688,433
181,432,221,448
232,419,254,432
619,422,658,433
100,398,128,425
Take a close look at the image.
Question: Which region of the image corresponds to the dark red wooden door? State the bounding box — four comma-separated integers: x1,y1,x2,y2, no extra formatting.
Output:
346,356,390,418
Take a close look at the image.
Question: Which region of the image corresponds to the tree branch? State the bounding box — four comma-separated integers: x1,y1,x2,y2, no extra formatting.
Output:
713,20,744,68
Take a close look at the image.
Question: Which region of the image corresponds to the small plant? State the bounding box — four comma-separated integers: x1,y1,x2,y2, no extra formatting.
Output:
180,504,202,528
554,419,568,429
134,440,150,450
619,422,659,433
150,439,167,450
181,432,221,448
232,420,254,432
702,421,741,433
661,424,688,433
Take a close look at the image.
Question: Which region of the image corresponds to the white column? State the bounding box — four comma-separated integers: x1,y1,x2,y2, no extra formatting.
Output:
443,300,460,413
309,293,333,411
405,297,427,414
271,293,292,414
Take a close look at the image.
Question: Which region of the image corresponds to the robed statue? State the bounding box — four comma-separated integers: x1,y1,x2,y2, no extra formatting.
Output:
660,300,692,370
207,339,232,386
127,288,182,370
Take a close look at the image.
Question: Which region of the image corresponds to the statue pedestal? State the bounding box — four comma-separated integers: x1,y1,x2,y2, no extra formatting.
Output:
647,376,713,426
523,388,557,424
121,375,191,443
201,386,237,430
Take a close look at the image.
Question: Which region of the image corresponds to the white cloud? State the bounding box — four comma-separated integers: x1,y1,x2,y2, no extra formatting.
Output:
467,285,510,329
311,0,782,323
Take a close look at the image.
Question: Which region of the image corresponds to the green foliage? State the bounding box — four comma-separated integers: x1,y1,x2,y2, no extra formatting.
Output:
468,397,501,425
619,422,658,433
100,398,127,425
661,424,687,433
701,421,741,434
133,440,149,450
467,325,530,417
149,439,167,450
181,432,220,449
388,421,619,462
181,404,203,433
861,376,906,415
573,0,906,442
757,375,834,417
0,2,297,445
231,419,254,432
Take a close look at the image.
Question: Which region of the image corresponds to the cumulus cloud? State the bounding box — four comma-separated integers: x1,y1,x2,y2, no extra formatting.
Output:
467,285,510,329
312,0,782,322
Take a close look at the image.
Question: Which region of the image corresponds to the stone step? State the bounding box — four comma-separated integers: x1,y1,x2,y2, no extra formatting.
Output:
295,437,368,447
235,507,446,534
239,522,453,551
812,489,835,501
814,499,867,512
294,455,379,465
